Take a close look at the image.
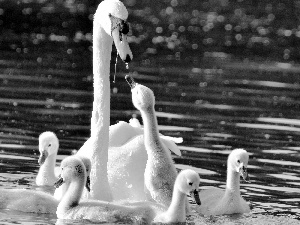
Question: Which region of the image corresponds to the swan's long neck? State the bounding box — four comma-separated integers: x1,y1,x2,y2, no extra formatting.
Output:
36,153,57,184
89,17,113,201
57,177,85,218
225,164,240,196
140,107,165,159
165,187,186,222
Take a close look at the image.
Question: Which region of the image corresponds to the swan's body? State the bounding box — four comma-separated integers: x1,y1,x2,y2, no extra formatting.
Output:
108,119,182,201
76,0,132,201
36,131,59,186
126,76,179,208
79,117,182,201
197,148,250,215
0,189,58,214
56,156,201,223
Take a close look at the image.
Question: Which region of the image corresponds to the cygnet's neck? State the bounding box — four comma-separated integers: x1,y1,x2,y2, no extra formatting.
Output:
140,107,165,157
225,164,240,195
89,16,113,201
165,186,186,222
37,153,57,184
57,175,85,218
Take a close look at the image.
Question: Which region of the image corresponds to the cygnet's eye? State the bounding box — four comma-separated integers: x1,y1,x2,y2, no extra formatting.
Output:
188,182,193,186
48,144,52,147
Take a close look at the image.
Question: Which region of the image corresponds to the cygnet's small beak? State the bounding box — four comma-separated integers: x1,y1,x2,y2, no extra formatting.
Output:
191,189,201,205
86,176,91,192
54,174,64,188
38,150,48,165
238,164,250,183
125,75,136,89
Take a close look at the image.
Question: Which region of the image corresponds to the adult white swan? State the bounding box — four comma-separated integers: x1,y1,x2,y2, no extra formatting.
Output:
55,156,201,223
76,0,133,201
197,148,251,215
76,0,182,202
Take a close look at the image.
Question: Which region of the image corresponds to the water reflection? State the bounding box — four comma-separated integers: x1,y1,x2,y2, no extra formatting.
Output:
0,60,300,223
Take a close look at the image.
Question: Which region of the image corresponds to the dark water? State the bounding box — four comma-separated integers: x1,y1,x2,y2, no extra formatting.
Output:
0,51,300,224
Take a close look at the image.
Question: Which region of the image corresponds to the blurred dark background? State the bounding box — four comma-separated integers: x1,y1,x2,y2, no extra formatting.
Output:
1,0,300,69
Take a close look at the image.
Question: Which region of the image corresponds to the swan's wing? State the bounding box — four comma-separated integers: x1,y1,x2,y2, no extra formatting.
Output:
129,118,142,127
76,138,93,159
109,121,143,147
160,138,182,156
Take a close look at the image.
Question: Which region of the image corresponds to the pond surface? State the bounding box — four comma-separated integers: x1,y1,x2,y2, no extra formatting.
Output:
0,52,300,224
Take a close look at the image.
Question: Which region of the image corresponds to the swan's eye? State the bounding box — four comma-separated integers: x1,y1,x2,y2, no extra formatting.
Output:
188,182,193,186
237,160,240,163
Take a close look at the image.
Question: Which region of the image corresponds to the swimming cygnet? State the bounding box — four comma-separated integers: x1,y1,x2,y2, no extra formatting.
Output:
125,75,179,208
53,155,91,201
55,156,201,224
197,148,251,215
0,155,91,214
36,131,60,186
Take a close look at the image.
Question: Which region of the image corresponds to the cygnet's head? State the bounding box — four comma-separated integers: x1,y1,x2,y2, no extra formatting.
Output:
176,169,201,205
125,75,155,111
38,131,59,165
54,156,87,189
228,148,250,182
94,0,132,63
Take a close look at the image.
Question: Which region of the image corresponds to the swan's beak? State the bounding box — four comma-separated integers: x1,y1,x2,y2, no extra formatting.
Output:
86,176,91,192
125,74,136,89
38,150,48,165
112,28,133,63
238,164,250,183
191,190,201,205
54,174,64,188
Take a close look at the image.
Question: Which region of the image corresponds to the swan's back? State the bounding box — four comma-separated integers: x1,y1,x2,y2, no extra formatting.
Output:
108,135,148,201
0,188,58,214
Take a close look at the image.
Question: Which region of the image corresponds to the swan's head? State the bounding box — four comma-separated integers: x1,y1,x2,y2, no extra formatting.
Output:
125,75,155,111
95,0,132,62
176,169,201,205
38,131,59,165
54,156,89,191
228,148,250,182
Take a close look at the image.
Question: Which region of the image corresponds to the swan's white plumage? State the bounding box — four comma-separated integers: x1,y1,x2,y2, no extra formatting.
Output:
76,0,133,201
79,118,183,201
36,131,59,186
56,156,200,223
197,148,251,215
